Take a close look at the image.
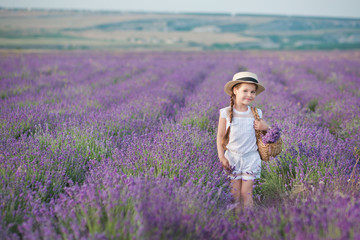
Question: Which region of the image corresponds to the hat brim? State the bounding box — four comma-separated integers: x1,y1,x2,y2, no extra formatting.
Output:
224,80,265,96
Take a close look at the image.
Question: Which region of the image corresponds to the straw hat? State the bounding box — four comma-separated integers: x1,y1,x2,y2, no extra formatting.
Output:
224,72,265,96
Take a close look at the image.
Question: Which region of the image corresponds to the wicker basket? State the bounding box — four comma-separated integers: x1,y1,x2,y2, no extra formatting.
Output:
251,107,283,162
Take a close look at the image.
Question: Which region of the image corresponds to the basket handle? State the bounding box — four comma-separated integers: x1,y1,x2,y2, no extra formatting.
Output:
251,107,262,139
251,106,260,121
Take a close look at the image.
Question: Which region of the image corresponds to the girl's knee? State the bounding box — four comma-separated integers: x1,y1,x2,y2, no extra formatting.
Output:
240,190,252,199
240,186,253,199
231,188,242,201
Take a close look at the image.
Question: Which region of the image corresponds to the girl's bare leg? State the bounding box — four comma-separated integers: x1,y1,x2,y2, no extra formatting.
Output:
230,179,242,214
241,178,254,209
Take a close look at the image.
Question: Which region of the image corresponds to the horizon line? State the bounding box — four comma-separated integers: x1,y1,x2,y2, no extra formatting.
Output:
1,6,359,21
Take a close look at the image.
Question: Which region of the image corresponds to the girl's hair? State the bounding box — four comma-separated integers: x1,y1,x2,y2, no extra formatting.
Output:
221,93,235,150
221,83,258,150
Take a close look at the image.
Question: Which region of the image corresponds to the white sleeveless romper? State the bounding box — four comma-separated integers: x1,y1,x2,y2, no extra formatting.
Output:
220,105,262,181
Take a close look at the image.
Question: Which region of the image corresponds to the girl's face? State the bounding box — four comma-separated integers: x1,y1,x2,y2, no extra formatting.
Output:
233,83,257,105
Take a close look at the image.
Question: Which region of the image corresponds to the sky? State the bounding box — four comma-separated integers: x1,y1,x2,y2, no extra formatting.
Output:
1,0,360,19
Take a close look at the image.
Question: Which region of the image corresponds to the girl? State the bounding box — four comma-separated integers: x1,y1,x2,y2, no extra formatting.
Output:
216,72,270,211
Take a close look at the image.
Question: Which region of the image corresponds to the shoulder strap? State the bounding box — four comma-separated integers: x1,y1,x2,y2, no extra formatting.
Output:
251,107,260,121
251,107,262,140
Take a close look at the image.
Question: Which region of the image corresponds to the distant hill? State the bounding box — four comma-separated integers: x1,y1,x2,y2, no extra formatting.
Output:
0,8,359,50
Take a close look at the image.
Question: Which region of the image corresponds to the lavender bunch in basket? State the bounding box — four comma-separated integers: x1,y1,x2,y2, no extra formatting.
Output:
262,124,281,144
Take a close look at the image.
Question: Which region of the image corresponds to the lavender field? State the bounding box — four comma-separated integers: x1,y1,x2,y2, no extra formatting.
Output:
1,50,360,239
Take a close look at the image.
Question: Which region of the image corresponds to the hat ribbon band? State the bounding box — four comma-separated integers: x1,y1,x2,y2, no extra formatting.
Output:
235,77,258,84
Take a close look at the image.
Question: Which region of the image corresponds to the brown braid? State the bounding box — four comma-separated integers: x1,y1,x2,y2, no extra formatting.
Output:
221,93,235,150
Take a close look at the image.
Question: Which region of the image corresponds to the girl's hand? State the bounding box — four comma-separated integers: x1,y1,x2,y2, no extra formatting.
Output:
254,119,270,131
220,157,230,171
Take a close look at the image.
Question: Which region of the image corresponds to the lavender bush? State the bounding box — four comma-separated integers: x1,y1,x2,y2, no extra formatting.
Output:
262,124,281,144
0,50,360,239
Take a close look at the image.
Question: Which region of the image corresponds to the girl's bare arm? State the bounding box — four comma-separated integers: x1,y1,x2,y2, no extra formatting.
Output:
254,119,270,131
216,115,230,170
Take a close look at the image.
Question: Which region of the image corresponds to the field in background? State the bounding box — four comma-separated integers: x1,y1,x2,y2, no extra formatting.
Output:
1,8,360,50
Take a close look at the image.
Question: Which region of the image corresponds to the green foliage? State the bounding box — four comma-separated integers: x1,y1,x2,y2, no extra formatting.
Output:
0,154,66,232
1,91,7,99
308,98,318,112
328,118,343,136
55,185,138,239
181,116,211,132
0,121,121,233
39,128,111,161
113,77,120,84
218,23,247,32
255,153,295,203
255,144,338,204
0,164,29,234
80,198,136,238
35,126,113,185
8,119,34,139
0,85,31,100
87,99,102,109
18,100,39,108
44,94,63,104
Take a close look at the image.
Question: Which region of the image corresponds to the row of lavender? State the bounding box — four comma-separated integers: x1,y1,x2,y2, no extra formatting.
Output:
1,50,360,239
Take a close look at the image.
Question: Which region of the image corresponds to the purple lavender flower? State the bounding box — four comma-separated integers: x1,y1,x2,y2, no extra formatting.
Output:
262,124,281,144
1,50,360,240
